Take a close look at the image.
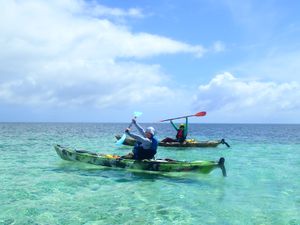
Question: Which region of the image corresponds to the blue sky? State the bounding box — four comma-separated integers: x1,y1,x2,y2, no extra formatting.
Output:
1,0,300,123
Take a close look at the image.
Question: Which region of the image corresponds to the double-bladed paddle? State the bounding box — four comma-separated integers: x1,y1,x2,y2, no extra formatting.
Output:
116,111,143,145
160,111,206,122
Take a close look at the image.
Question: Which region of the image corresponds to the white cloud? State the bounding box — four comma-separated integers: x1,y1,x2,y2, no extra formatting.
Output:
89,4,144,18
0,0,205,109
193,72,300,122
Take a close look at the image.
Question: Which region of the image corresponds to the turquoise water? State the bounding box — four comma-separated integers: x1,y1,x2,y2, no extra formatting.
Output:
0,123,299,225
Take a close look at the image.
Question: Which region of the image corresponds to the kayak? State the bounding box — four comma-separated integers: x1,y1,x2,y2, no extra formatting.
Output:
54,144,226,176
115,135,230,148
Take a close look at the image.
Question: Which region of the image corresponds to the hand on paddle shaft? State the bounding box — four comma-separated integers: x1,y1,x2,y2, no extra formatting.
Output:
116,111,142,146
160,111,206,122
125,118,137,132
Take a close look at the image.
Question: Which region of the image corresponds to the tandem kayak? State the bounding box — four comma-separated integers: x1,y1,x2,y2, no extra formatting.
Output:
115,135,230,148
54,145,226,176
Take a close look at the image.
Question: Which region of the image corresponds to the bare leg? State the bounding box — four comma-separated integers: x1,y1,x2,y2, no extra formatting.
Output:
161,137,177,143
121,152,134,159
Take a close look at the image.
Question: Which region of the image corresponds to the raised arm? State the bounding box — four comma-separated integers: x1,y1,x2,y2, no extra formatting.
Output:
126,130,151,145
170,120,179,131
184,117,188,137
132,120,146,137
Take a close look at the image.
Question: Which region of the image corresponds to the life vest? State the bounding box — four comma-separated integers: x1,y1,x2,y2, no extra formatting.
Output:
151,137,158,154
176,129,184,140
133,137,158,159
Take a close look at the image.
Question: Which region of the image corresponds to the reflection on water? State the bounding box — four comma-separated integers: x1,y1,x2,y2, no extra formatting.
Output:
52,161,222,187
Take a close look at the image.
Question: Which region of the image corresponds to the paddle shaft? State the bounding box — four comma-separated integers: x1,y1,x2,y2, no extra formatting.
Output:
127,116,137,129
116,113,141,146
160,114,195,122
160,111,206,122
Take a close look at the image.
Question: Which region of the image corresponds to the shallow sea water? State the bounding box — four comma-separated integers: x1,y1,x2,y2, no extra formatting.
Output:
0,123,299,225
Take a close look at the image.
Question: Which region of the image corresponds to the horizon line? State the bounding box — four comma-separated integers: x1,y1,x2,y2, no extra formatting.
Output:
0,121,299,125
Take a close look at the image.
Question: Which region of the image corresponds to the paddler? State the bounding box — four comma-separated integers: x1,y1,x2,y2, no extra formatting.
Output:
121,118,158,160
161,117,188,143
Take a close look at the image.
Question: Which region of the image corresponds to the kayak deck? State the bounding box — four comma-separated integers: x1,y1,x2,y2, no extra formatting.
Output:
115,135,229,148
54,145,226,176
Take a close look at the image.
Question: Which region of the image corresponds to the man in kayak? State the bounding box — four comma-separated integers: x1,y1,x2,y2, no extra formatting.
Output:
121,118,158,160
161,117,188,143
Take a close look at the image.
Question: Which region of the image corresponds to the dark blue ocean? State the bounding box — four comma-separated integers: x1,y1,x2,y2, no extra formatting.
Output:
0,123,299,224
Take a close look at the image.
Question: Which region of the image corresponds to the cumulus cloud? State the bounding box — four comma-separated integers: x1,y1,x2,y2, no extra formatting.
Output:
193,72,300,118
88,4,144,18
0,0,204,109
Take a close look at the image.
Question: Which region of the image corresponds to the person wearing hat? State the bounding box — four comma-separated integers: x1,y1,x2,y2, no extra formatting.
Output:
121,118,158,160
161,117,188,143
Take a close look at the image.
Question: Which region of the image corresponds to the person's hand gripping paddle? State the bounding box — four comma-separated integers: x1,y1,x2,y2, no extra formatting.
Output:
116,111,143,145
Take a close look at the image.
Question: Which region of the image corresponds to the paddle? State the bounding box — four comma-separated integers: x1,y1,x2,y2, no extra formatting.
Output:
218,157,227,177
221,138,230,148
116,111,142,145
160,111,206,122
